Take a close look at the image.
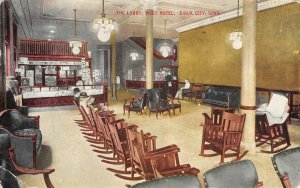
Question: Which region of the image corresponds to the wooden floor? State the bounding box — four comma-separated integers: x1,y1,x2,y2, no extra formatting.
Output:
17,89,300,188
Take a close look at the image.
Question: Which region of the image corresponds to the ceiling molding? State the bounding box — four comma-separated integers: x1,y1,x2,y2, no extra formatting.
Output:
176,0,296,33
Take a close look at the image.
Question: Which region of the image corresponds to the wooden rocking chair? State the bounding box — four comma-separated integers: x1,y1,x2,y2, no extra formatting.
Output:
199,112,248,164
255,114,290,153
104,119,139,175
122,128,199,180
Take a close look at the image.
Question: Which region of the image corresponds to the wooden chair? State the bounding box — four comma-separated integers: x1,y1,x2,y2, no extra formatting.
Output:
124,127,199,180
199,112,248,164
91,111,115,156
123,89,146,118
272,147,300,188
9,148,55,188
202,108,235,126
204,160,263,188
105,119,140,176
255,114,290,153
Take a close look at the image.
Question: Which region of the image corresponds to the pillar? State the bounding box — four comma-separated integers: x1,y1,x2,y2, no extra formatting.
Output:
9,5,13,76
145,10,153,89
110,29,117,100
0,2,6,110
240,0,257,154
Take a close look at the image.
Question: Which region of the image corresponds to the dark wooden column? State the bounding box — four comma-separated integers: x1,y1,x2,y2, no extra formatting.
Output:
0,2,7,111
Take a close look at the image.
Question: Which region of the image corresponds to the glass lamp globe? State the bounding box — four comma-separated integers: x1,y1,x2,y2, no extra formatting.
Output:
160,45,171,57
72,46,80,55
232,38,242,49
98,28,111,42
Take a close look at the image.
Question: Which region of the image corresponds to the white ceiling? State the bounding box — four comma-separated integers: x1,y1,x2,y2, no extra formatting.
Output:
11,0,244,43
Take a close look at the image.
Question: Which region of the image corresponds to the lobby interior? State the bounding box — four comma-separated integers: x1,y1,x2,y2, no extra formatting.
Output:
1,0,300,187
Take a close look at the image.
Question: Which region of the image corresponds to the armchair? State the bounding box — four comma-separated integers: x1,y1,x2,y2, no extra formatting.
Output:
0,109,41,168
272,147,300,188
0,132,54,188
0,166,23,188
199,112,247,164
204,160,263,188
123,89,146,118
158,89,181,115
146,89,170,119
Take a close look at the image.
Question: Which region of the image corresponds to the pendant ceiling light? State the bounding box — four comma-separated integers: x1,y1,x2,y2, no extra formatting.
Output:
94,0,115,42
130,32,139,61
229,0,242,50
140,0,157,10
159,19,171,58
69,9,82,55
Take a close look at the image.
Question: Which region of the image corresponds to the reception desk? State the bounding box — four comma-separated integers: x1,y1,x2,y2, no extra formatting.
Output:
21,85,108,107
125,80,178,97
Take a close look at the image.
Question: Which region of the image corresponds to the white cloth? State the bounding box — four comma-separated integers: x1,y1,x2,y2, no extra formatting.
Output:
256,99,289,126
266,93,289,118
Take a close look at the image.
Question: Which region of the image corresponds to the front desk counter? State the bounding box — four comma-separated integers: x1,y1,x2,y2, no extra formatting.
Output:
21,85,107,107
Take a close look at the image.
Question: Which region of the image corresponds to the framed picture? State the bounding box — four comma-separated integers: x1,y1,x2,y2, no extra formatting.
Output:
21,78,30,86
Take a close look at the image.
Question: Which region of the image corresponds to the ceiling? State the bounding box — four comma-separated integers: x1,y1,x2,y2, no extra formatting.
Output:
11,0,245,43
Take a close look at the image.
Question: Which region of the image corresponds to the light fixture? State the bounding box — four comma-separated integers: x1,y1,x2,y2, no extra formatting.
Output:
159,19,171,58
94,0,115,42
49,30,55,33
229,0,242,50
130,52,139,61
69,9,82,55
140,0,157,10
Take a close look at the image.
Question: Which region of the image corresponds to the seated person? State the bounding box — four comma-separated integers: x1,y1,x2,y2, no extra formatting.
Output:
78,92,95,113
6,79,28,115
175,79,190,99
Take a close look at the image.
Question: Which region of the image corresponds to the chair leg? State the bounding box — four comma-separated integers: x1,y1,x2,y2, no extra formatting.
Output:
128,110,130,118
43,173,54,188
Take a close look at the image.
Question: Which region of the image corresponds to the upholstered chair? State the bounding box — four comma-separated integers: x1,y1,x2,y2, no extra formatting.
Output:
131,175,201,188
204,160,263,188
0,109,42,168
272,147,300,188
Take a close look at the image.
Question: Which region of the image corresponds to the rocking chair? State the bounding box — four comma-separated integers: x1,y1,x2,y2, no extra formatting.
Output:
255,93,290,153
199,112,247,164
124,128,199,180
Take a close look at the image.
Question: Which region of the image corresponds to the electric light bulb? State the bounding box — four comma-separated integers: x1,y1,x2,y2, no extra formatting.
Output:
232,38,242,49
98,28,111,42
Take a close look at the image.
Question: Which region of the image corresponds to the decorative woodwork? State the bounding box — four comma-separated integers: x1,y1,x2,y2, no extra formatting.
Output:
20,39,88,60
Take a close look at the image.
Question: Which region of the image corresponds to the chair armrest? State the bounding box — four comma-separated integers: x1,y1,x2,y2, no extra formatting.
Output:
146,144,179,155
281,175,292,188
145,147,180,159
256,181,264,188
9,148,55,188
27,115,40,129
202,113,212,122
128,124,138,131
